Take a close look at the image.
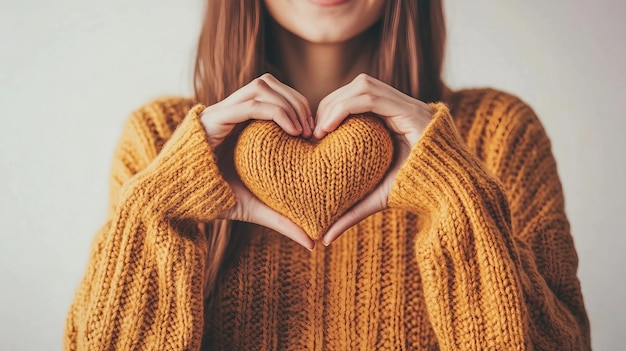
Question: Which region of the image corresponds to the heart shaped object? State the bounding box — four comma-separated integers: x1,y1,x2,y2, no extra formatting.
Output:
234,115,394,240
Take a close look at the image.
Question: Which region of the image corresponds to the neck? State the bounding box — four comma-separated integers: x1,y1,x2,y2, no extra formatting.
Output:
268,23,376,114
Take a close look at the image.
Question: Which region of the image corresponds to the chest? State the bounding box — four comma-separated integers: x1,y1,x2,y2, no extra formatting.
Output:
202,210,439,350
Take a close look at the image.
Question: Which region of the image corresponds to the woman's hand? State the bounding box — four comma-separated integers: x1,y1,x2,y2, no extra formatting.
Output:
202,73,314,148
200,73,315,250
314,73,434,246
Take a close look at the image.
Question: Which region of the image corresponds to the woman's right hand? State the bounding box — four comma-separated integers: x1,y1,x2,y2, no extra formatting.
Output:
201,73,314,148
199,73,315,250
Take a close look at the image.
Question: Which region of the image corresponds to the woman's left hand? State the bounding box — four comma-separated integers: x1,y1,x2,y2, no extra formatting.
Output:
314,73,433,246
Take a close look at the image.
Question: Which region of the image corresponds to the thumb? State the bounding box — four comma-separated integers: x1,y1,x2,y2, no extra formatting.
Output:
323,192,385,246
251,204,315,251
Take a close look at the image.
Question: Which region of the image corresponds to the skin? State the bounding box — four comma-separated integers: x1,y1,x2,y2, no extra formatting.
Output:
200,0,434,250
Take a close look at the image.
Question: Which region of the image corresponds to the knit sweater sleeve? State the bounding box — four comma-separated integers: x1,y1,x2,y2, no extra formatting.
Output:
63,98,236,351
388,94,590,350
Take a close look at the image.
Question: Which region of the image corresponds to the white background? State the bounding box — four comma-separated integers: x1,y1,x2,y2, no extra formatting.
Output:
1,1,624,349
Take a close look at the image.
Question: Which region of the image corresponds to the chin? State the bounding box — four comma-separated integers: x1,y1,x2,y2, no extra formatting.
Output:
265,0,385,45
279,17,379,44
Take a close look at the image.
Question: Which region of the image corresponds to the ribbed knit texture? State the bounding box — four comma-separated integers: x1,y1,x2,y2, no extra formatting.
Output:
234,114,394,240
64,89,591,350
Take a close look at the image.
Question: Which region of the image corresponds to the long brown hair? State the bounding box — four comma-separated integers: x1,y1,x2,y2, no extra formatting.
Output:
194,0,446,299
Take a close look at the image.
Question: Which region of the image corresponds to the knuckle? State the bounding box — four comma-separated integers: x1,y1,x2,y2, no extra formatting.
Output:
272,107,290,123
251,77,268,90
270,104,284,116
356,73,372,90
260,72,275,81
246,99,260,110
355,73,368,80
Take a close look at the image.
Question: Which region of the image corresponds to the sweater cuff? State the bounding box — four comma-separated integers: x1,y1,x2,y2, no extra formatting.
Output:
388,102,501,216
122,104,236,221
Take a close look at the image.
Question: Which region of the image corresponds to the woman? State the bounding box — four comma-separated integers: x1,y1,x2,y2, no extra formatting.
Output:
64,0,591,350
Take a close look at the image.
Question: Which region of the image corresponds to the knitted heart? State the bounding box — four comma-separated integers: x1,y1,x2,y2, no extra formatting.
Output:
234,115,394,240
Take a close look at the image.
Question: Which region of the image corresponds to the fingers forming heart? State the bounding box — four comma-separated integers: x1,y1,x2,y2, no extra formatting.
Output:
234,114,394,240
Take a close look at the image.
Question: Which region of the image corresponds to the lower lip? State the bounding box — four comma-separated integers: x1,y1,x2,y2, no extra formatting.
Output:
307,0,350,6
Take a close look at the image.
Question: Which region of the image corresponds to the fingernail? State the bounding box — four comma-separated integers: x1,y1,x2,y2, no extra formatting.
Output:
308,115,314,131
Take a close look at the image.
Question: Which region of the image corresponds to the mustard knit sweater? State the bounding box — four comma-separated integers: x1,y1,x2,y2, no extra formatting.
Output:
64,88,590,350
